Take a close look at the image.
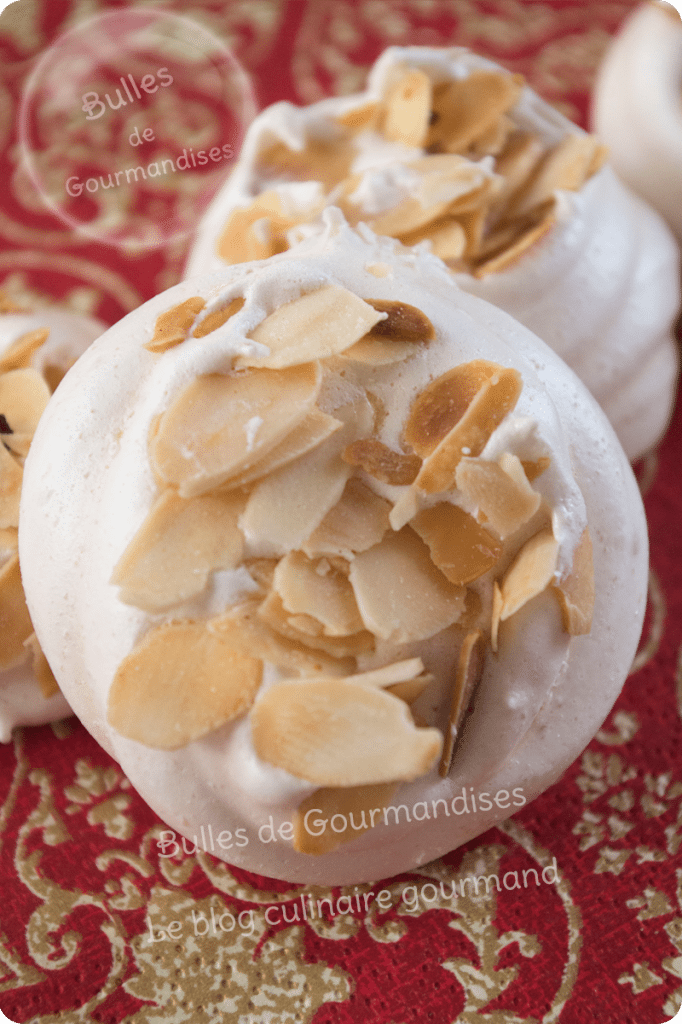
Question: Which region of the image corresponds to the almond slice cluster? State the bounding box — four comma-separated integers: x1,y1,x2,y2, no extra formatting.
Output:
217,63,606,277
110,282,593,854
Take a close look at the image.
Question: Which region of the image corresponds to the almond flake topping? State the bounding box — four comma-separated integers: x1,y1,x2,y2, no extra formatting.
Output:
108,620,262,749
439,630,484,777
0,444,23,530
553,526,594,635
411,502,502,585
498,527,559,623
0,554,34,671
0,368,51,438
25,633,60,699
427,70,524,154
237,284,384,369
349,527,466,643
251,678,442,786
303,477,391,558
343,299,434,366
216,191,298,265
111,489,246,612
293,783,398,855
151,361,321,497
342,438,421,485
509,133,607,218
455,453,541,538
145,297,206,353
0,328,49,373
273,551,364,637
258,589,374,659
193,297,245,338
381,69,432,148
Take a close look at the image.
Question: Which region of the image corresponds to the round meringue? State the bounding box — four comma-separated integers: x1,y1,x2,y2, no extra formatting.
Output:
20,222,648,884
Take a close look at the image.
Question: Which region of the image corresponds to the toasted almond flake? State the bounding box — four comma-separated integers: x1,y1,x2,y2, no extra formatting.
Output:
293,782,397,855
303,477,391,559
337,100,381,132
387,675,433,704
411,364,523,493
400,218,467,260
108,621,262,749
473,201,556,277
342,438,421,486
274,551,364,637
0,527,18,557
460,587,483,631
468,113,515,157
553,527,594,635
24,633,60,698
0,444,23,530
412,502,502,585
459,205,488,259
252,678,442,786
427,70,524,154
439,630,484,777
0,328,49,373
151,361,321,497
237,285,384,370
492,130,545,205
381,69,432,148
0,368,51,437
509,133,604,216
365,262,392,278
349,527,466,643
500,527,559,621
222,408,343,490
258,590,374,658
0,554,34,670
260,138,354,191
243,557,279,593
193,297,245,338
455,453,541,539
216,191,295,265
2,432,33,458
240,394,373,554
145,297,206,353
111,489,246,612
491,580,503,653
342,337,418,365
388,486,420,531
364,299,435,343
210,601,354,675
521,456,551,482
341,658,425,689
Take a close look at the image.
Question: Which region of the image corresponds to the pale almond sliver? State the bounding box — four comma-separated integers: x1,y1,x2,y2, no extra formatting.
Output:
293,782,398,855
111,489,246,612
0,444,23,530
500,527,559,622
0,328,49,373
193,297,245,338
303,477,391,559
400,218,467,260
439,630,484,777
427,70,523,154
381,69,432,148
0,554,34,670
108,621,262,749
455,453,541,539
145,297,206,353
473,201,556,278
216,191,296,265
24,633,60,699
411,502,502,585
342,438,421,486
150,361,321,497
236,285,385,370
553,526,594,635
1,433,33,458
341,658,425,689
0,368,51,436
257,590,373,659
510,132,605,218
274,551,364,637
251,678,442,786
491,580,503,653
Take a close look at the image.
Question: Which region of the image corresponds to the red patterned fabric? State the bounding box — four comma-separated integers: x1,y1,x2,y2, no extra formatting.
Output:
1,3,681,1022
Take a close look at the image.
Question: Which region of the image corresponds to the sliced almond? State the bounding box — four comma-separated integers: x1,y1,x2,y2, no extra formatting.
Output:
509,132,605,217
193,297,245,339
145,297,206,353
412,502,502,585
337,101,381,132
258,590,373,659
553,526,594,635
473,200,556,278
108,621,262,749
243,557,279,593
293,782,398,855
381,69,432,148
0,443,23,530
399,217,467,260
349,527,466,643
342,438,421,486
150,361,321,497
387,675,433,704
491,130,545,206
240,394,373,554
491,580,503,653
274,552,364,637
0,526,18,556
237,285,384,370
260,138,354,191
216,191,296,265
521,456,551,482
455,453,541,539
427,70,523,154
499,527,559,622
251,678,442,786
439,630,484,777
0,328,49,373
1,433,32,458
303,477,391,559
341,337,418,365
341,658,425,689
0,554,33,670
111,489,246,612
0,368,51,437
468,113,515,157
24,633,60,699
209,601,354,676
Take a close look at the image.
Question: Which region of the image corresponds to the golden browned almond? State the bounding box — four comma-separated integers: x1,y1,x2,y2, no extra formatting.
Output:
209,601,354,676
553,526,594,635
303,477,391,559
145,297,206,354
0,328,49,373
473,200,557,277
24,633,60,699
193,297,245,338
349,526,466,643
1,432,32,458
341,658,425,689
108,621,262,749
491,581,503,653
411,502,502,585
0,554,34,670
293,782,398,855
251,678,442,786
243,557,279,593
342,438,421,485
337,100,381,132
259,138,354,191
509,133,605,218
237,285,384,370
427,70,524,154
499,527,559,623
439,630,484,777
365,299,435,343
0,443,23,530
150,361,321,497
399,217,467,260
274,551,364,637
381,69,432,148
0,368,51,437
521,456,551,482
455,453,541,539
468,113,515,157
111,489,246,612
0,527,18,555
258,590,374,659
216,191,297,265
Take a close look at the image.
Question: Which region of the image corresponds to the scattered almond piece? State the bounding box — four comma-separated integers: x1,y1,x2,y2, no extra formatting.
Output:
258,590,374,659
274,551,364,637
341,658,425,689
553,526,594,635
193,297,245,338
0,554,34,670
499,527,559,622
293,782,397,855
145,297,206,353
342,438,421,485
0,328,49,373
427,70,524,154
455,453,541,538
364,299,435,343
24,633,60,698
400,217,467,260
412,502,502,585
108,621,262,749
381,69,432,148
337,101,381,132
439,630,484,777
216,191,297,265
491,580,503,653
349,527,466,643
303,477,391,559
260,138,354,191
251,678,442,786
0,527,18,556
151,361,321,497
521,456,551,482
509,133,605,217
0,444,23,529
473,200,557,277
0,368,51,437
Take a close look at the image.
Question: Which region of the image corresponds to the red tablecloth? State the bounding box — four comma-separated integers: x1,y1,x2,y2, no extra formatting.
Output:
1,2,681,1022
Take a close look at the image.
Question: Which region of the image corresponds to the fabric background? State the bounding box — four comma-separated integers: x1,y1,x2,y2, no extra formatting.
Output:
1,2,681,1022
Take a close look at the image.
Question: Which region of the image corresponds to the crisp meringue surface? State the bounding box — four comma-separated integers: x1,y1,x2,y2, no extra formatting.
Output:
20,222,647,884
186,44,680,463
